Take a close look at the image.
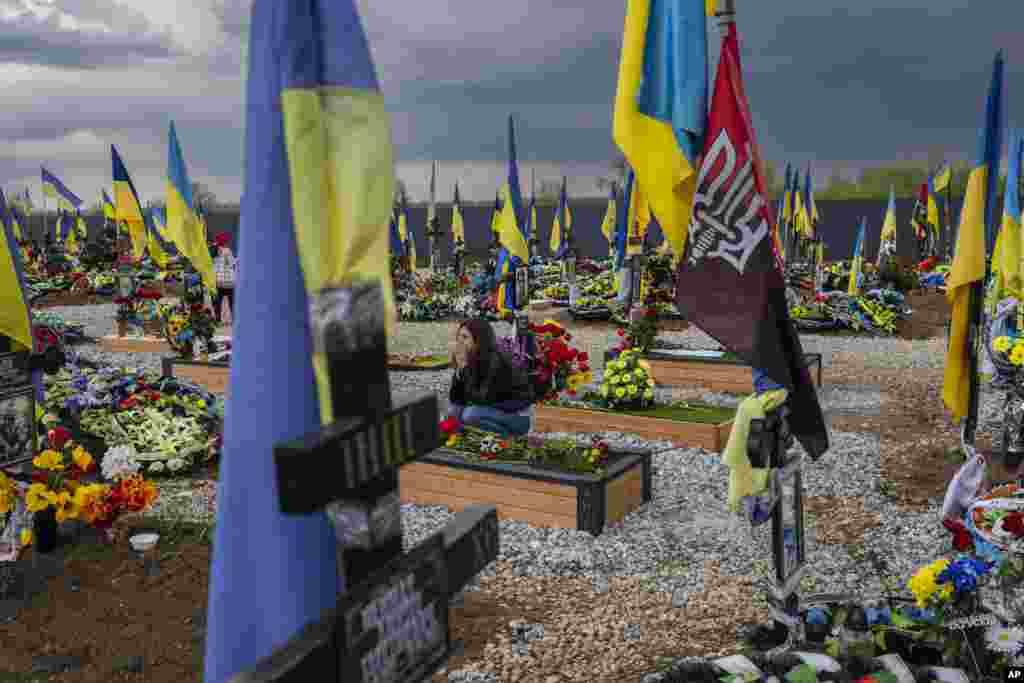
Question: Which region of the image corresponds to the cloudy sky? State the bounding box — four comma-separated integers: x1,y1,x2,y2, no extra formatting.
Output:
2,0,1022,206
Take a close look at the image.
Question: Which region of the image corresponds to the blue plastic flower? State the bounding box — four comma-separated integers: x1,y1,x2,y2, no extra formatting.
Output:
903,607,937,624
864,606,891,626
805,607,830,625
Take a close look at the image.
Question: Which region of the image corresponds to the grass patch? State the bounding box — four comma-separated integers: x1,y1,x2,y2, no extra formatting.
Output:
560,401,735,424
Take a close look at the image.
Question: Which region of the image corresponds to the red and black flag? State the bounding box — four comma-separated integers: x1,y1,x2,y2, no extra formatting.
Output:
674,22,828,460
911,181,929,242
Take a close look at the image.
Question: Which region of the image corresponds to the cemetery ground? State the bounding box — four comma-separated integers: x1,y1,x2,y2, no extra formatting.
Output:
0,290,967,682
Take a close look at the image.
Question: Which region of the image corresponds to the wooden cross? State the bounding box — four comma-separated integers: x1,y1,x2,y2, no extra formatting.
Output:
233,280,500,682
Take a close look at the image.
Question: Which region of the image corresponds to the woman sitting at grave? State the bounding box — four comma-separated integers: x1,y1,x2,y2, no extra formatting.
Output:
448,318,535,437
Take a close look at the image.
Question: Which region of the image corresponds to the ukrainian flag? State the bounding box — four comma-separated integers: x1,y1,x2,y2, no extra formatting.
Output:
144,210,170,269
166,123,216,289
111,146,149,261
933,163,952,193
943,51,1005,424
490,191,502,243
793,183,807,239
102,190,116,221
551,177,573,259
806,166,819,230
451,183,465,249
495,116,529,312
601,186,617,256
992,132,1023,301
40,167,82,211
389,209,404,257
782,162,794,226
0,188,31,351
927,174,941,244
626,174,651,256
398,188,415,269
613,0,708,263
614,169,635,294
880,185,897,243
848,217,867,296
66,212,80,253
529,193,538,253
204,1,395,681
150,207,179,256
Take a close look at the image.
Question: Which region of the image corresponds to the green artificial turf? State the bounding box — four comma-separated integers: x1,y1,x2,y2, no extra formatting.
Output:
564,401,735,424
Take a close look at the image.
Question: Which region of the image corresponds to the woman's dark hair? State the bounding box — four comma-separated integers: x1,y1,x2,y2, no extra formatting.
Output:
459,318,503,397
459,318,498,370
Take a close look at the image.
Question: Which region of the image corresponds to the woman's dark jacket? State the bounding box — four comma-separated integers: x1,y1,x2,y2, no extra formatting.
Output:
449,351,534,413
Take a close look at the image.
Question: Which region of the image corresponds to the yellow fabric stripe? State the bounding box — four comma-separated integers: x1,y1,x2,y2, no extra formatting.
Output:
281,85,396,425
451,205,464,243
495,184,528,263
848,256,862,295
943,167,988,422
613,0,697,265
0,225,31,350
721,389,788,511
113,180,144,223
549,215,561,253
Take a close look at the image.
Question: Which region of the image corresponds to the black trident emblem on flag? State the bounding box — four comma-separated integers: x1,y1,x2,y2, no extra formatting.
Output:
686,130,769,274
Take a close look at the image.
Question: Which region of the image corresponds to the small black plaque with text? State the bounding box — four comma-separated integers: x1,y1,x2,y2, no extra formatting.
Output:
336,532,449,683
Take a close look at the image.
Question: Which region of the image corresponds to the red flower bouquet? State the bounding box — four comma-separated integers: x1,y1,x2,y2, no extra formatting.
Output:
528,320,590,400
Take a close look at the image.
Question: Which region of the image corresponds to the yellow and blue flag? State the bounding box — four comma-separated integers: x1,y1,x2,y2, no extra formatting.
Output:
848,217,867,296
40,167,82,211
0,188,32,352
992,133,1023,301
880,185,897,243
490,190,502,241
625,173,651,256
551,177,574,259
927,174,941,241
204,1,396,681
601,185,617,256
111,145,149,261
143,209,170,269
783,162,794,225
943,51,1005,424
613,0,708,262
495,116,529,311
149,207,179,256
806,166,819,228
101,190,116,221
614,169,634,292
529,192,538,252
398,187,416,268
933,163,952,194
451,182,465,249
166,123,216,288
389,208,404,257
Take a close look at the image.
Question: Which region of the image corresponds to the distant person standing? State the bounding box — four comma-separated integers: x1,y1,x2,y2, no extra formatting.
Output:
211,232,236,324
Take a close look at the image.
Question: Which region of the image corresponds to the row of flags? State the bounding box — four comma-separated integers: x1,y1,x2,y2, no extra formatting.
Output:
16,126,218,289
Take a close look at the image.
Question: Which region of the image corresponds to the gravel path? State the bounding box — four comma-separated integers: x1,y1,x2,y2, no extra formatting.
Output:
55,304,955,681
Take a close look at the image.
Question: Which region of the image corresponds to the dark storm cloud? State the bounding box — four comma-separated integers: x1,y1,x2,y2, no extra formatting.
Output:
0,6,180,68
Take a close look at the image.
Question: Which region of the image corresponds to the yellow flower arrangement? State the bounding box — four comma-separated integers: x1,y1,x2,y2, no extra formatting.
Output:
907,558,954,608
1012,344,1024,367
994,335,1012,354
33,449,63,471
25,483,55,513
0,472,15,515
19,529,32,547
600,349,656,410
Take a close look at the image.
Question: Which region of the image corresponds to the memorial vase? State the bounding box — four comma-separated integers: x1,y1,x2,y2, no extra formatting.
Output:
33,508,57,554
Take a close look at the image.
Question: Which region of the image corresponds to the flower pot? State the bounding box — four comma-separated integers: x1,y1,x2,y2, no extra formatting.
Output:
33,508,58,554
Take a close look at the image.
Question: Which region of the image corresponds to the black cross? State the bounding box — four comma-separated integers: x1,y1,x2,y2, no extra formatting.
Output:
744,403,806,651
234,281,500,682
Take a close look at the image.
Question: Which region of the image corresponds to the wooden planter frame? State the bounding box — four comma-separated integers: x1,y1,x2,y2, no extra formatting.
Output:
161,357,230,394
604,350,823,394
399,447,652,535
534,404,733,452
98,334,170,354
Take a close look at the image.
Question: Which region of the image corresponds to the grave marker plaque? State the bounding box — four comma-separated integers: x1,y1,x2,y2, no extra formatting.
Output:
336,533,448,683
0,352,31,394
